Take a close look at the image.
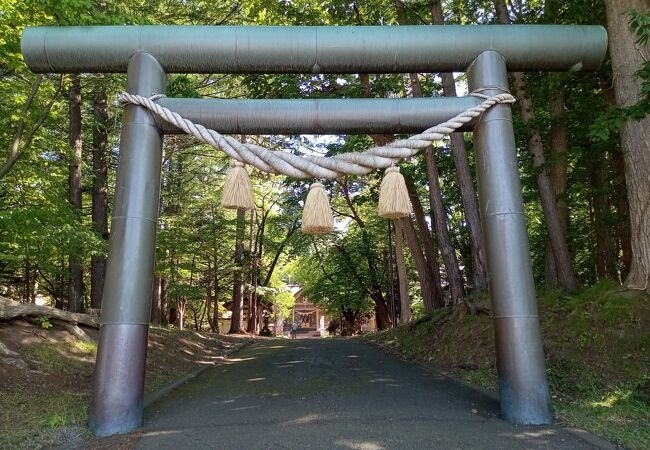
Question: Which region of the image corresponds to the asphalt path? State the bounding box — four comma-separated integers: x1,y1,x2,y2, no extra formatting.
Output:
134,338,600,450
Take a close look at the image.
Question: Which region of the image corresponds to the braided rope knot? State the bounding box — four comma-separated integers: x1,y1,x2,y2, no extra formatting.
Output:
117,91,515,180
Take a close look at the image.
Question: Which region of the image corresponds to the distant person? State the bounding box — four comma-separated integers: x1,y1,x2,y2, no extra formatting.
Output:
291,320,298,339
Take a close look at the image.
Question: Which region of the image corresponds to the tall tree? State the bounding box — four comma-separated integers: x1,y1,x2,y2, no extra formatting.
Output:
400,216,444,311
248,209,260,334
590,152,618,280
544,88,571,287
396,1,466,303
611,147,632,279
90,85,109,309
421,151,466,304
403,176,445,310
67,74,84,312
393,220,411,322
430,0,488,294
0,76,43,180
494,0,580,293
229,208,246,333
604,1,650,291
151,275,162,325
340,181,393,329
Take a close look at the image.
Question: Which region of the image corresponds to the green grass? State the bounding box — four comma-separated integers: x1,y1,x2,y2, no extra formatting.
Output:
1,326,247,450
1,340,95,449
0,387,90,450
555,386,650,449
456,367,498,391
25,341,96,375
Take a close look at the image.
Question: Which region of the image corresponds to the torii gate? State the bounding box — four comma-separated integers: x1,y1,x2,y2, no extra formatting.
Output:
21,24,607,437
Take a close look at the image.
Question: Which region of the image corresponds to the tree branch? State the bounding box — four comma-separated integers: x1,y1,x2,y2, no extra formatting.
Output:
0,76,43,180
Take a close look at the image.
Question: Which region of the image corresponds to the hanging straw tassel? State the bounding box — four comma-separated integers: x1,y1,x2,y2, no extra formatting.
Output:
221,161,255,210
378,166,412,219
302,182,334,234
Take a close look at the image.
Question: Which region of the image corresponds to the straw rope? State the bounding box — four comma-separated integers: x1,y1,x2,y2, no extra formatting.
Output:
118,92,515,179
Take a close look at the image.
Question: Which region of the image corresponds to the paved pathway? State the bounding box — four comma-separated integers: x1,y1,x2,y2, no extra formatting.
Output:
133,338,599,449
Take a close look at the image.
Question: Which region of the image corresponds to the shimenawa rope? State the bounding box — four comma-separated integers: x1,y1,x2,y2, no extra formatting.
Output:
118,92,515,179
117,91,515,233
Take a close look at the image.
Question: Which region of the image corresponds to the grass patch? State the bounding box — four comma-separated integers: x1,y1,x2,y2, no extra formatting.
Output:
555,385,650,449
1,321,251,450
25,342,95,375
455,367,498,392
0,387,90,450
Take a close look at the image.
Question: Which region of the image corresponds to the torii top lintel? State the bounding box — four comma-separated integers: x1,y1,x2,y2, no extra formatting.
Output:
22,25,607,74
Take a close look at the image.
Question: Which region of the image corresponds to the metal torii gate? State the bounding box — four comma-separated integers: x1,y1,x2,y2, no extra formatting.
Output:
22,24,607,437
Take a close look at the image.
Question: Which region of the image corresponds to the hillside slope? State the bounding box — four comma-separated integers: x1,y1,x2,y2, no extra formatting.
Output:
0,321,252,450
364,281,650,450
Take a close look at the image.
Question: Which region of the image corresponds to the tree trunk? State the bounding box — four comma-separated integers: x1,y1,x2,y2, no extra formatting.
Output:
422,147,466,303
213,296,220,334
403,176,441,284
0,76,43,180
340,181,392,328
545,88,571,289
402,176,444,308
68,74,84,312
604,0,650,291
247,291,257,334
393,220,411,323
262,219,298,287
56,257,65,309
91,87,109,309
384,239,397,327
401,218,444,310
31,271,38,303
612,147,632,280
495,0,580,293
369,290,392,330
206,288,215,332
160,277,169,325
24,257,31,303
430,0,488,294
341,309,358,335
1,295,99,327
177,298,186,330
229,208,245,333
206,261,217,333
590,157,618,280
151,275,161,325
213,254,221,334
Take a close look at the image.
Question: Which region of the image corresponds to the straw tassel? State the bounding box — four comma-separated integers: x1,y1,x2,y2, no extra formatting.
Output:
378,166,412,219
221,161,255,210
302,182,334,234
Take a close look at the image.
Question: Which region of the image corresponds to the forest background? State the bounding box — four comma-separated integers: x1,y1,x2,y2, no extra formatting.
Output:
0,0,649,335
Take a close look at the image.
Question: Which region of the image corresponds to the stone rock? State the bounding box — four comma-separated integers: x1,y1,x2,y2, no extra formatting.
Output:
1,356,28,369
0,341,18,356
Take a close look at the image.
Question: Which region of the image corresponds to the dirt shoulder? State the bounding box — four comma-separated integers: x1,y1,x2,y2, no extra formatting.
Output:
362,281,650,450
0,320,254,450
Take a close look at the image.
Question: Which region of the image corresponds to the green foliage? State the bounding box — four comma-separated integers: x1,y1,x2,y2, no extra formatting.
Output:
26,342,95,375
0,1,647,448
1,0,637,318
287,189,395,332
268,286,295,320
0,387,90,450
555,387,650,450
167,75,201,98
35,315,52,329
589,10,650,142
